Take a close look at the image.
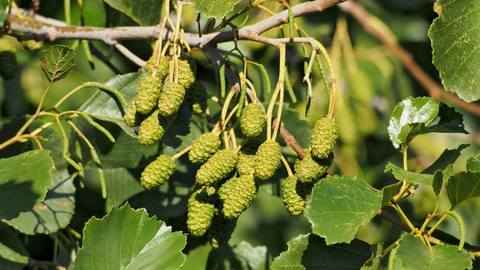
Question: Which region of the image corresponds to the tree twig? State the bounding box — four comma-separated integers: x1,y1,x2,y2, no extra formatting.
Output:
338,1,480,117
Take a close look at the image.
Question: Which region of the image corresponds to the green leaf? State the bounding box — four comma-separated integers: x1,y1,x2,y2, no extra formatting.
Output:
429,0,480,102
466,151,480,173
305,175,382,245
0,4,7,22
186,0,242,19
385,162,435,186
80,71,146,138
387,97,467,149
206,241,270,270
393,233,472,270
446,171,480,209
0,150,53,221
0,222,29,270
104,167,145,212
381,182,402,207
103,0,163,26
276,103,312,148
3,123,75,234
271,234,372,270
74,203,187,270
421,144,469,174
39,45,76,82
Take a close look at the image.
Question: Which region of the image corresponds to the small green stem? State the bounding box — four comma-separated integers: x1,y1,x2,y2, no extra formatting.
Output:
427,212,449,235
393,203,416,232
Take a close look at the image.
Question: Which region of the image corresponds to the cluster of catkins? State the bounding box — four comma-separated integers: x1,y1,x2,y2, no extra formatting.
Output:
124,54,208,146
282,118,338,215
126,54,338,246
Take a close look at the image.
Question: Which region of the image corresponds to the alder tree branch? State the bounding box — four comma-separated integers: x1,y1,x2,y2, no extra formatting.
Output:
338,1,480,117
2,0,347,50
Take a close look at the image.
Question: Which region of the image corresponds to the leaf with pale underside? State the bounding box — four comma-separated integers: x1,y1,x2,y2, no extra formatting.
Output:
392,233,472,269
429,0,480,102
39,45,75,82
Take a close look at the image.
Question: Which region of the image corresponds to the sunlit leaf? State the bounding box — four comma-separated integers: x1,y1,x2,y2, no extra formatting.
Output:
393,233,472,269
103,0,163,26
305,175,382,245
0,222,29,270
39,45,75,82
186,0,242,19
206,241,270,270
385,163,435,186
271,234,372,270
388,97,467,149
429,0,480,102
3,122,75,234
466,151,480,173
0,150,53,221
74,203,186,270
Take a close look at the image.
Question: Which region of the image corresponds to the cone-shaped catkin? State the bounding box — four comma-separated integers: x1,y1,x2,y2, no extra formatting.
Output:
0,38,17,81
185,81,208,115
177,58,196,89
140,154,176,189
137,110,176,145
209,214,237,248
254,140,282,180
196,149,237,186
135,75,162,115
219,175,258,218
237,139,261,176
310,118,338,159
281,175,314,215
187,187,216,236
189,132,221,163
124,101,143,126
240,103,265,138
145,55,169,80
157,82,185,117
294,150,334,183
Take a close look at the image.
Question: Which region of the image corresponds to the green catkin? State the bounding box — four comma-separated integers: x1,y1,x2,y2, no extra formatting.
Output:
185,81,208,115
254,140,282,180
62,137,84,174
98,168,107,198
288,9,295,40
284,66,297,103
82,82,128,108
157,82,186,117
219,175,258,218
310,118,338,159
79,112,115,143
209,214,237,248
145,55,170,80
258,64,271,94
189,132,222,163
0,38,18,81
314,53,331,94
140,154,176,189
236,81,248,117
219,62,226,98
196,149,238,186
137,110,176,145
124,101,143,126
187,187,216,237
281,175,314,215
237,139,261,176
294,149,334,183
135,75,162,115
240,103,265,138
177,58,196,89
